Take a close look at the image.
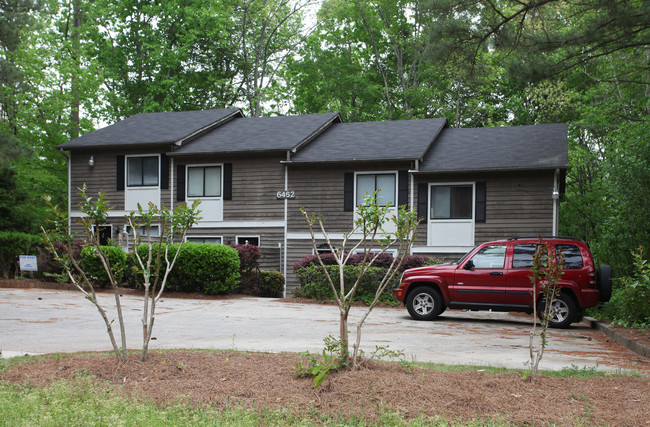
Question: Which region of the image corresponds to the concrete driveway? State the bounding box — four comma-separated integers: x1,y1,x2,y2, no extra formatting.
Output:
0,288,645,372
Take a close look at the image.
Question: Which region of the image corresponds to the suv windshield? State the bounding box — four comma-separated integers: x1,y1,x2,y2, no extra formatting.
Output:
453,246,479,265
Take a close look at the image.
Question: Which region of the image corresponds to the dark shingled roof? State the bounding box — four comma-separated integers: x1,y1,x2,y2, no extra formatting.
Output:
419,123,568,172
171,113,341,155
57,109,242,149
289,118,447,163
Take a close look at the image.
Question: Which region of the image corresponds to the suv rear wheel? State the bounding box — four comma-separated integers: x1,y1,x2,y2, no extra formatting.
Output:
538,293,577,329
406,287,444,321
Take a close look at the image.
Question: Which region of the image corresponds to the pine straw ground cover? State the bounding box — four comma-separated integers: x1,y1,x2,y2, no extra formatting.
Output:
1,351,648,425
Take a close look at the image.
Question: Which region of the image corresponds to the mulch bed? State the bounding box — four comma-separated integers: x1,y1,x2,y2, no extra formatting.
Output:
2,351,649,425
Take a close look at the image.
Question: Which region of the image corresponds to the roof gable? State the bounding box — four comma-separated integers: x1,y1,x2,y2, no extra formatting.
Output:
57,108,242,150
290,118,448,163
171,113,341,155
419,123,568,172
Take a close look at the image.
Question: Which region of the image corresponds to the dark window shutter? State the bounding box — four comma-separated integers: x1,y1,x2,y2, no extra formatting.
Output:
475,181,486,223
398,170,408,208
160,153,169,189
223,163,232,200
116,155,125,191
417,183,428,223
344,172,354,212
176,164,185,202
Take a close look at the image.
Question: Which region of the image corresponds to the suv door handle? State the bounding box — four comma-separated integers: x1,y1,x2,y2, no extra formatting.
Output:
489,272,504,276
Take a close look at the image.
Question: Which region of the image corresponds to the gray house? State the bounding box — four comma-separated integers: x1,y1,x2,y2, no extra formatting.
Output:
58,110,568,294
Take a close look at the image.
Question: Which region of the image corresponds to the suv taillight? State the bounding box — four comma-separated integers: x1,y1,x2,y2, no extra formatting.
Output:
588,271,597,289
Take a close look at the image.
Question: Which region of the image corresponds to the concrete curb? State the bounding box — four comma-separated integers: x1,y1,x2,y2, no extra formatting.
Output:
583,317,649,359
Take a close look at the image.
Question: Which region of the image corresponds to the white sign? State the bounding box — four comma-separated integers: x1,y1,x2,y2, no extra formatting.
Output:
19,255,38,272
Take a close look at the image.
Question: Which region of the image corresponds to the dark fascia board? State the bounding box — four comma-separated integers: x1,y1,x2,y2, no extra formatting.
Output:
173,109,244,148
410,165,569,174
416,119,449,162
169,148,288,158
290,113,342,154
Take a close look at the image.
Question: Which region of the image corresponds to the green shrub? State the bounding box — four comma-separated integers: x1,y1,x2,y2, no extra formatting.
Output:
590,247,650,328
79,245,127,287
259,270,285,298
293,264,400,306
0,231,41,278
168,243,240,294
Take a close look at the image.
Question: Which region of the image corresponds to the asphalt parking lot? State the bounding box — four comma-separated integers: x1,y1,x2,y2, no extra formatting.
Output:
0,288,646,372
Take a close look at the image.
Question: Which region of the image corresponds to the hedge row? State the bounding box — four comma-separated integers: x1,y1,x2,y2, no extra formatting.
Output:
293,264,401,306
292,252,433,273
291,253,437,306
76,242,285,297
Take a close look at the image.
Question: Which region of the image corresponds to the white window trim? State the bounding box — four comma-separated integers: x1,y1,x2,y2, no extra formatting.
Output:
185,236,223,244
125,154,161,189
353,170,398,208
186,163,224,200
236,235,261,246
124,224,161,238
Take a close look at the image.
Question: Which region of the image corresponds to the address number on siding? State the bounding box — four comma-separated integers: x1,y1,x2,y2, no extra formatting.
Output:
276,191,296,199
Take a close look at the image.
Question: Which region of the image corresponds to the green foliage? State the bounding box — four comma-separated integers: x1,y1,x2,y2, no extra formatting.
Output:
593,248,650,328
293,264,400,306
0,231,41,278
258,270,285,298
79,245,127,288
293,335,348,387
167,243,240,295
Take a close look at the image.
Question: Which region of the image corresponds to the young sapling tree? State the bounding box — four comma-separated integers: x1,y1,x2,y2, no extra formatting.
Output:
126,200,200,361
528,237,565,383
302,193,419,369
41,188,129,363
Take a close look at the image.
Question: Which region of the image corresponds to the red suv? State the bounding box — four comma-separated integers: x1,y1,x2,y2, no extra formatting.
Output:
393,237,612,328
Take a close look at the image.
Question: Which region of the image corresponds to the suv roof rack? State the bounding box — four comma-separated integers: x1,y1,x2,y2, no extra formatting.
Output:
507,236,582,241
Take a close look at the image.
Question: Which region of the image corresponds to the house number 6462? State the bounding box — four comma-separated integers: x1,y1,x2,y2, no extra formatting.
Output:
276,191,296,199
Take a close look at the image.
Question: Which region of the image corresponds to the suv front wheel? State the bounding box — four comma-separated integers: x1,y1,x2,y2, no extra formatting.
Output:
406,287,444,321
538,293,577,329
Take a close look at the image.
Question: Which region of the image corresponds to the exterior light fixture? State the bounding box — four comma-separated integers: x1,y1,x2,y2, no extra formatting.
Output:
89,155,95,167
552,187,559,200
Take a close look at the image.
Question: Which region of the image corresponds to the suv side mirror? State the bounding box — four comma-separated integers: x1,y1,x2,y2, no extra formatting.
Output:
463,259,474,270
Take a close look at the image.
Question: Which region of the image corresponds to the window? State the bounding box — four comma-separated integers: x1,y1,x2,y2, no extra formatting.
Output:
512,244,541,269
127,156,159,187
236,236,259,246
430,185,472,219
125,225,160,238
356,173,396,206
469,245,506,269
187,237,222,244
555,244,584,269
188,166,221,197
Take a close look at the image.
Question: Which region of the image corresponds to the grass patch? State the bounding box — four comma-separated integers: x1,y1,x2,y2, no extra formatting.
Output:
0,377,514,426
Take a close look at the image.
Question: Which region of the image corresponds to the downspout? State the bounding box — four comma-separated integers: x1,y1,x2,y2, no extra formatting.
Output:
552,169,560,236
283,151,290,298
170,157,174,210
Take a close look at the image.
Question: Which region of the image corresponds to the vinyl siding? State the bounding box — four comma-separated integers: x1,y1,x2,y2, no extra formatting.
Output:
413,170,556,248
286,161,412,232
70,148,171,212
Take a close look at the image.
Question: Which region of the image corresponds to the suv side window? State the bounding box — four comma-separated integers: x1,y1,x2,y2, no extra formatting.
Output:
470,245,506,269
555,244,584,269
512,244,539,269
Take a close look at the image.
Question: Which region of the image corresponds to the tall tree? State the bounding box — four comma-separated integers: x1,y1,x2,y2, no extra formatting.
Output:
235,0,314,117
